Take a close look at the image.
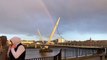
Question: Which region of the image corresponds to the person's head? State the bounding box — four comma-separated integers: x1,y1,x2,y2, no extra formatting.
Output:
0,36,7,46
0,37,1,46
0,37,1,42
10,37,21,45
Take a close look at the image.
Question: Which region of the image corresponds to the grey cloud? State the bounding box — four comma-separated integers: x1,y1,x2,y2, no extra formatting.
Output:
43,0,107,34
0,0,107,38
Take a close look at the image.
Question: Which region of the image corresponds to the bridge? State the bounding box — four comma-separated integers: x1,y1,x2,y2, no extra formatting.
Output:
26,44,106,60
40,44,104,49
29,17,106,60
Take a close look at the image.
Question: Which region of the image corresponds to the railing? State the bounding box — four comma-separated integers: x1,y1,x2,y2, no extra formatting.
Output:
54,49,61,60
25,46,106,60
26,49,62,60
62,48,97,59
26,57,54,60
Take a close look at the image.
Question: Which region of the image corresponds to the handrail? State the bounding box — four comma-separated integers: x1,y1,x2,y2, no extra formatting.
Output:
25,49,62,60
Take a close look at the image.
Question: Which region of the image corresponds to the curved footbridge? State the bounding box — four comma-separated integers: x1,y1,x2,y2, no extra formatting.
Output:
26,44,107,60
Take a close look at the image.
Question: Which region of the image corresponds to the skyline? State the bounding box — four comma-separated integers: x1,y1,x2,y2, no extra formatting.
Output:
0,0,107,40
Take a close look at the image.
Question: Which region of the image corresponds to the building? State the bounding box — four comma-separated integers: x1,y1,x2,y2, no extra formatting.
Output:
58,38,65,43
21,40,35,44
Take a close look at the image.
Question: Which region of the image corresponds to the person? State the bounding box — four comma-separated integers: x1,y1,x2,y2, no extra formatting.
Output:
7,37,26,60
0,37,2,60
0,36,8,60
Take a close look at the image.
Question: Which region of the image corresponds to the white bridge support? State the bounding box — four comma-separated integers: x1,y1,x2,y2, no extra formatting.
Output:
47,17,60,44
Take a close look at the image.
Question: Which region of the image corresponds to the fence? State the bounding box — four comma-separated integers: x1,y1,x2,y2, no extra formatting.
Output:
25,47,105,60
26,49,62,60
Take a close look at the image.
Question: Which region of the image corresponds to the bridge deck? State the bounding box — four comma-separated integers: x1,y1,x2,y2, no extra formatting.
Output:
40,44,104,49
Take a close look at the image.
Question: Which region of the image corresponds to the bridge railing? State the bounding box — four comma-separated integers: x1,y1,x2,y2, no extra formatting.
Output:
25,49,62,60
25,57,54,60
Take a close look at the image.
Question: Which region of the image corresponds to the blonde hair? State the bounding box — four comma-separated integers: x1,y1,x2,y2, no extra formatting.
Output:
10,37,21,45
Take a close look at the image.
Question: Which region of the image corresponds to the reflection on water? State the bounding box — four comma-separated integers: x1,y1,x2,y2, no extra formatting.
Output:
25,48,60,59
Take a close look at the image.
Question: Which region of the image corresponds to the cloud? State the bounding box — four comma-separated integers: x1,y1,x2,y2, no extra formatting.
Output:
0,0,53,36
43,0,107,34
0,0,107,39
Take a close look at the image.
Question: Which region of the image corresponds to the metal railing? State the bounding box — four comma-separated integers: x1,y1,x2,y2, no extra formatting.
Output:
25,47,105,60
26,49,62,60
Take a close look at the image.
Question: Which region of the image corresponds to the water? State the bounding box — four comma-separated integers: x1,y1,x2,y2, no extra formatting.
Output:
25,48,60,59
25,48,97,59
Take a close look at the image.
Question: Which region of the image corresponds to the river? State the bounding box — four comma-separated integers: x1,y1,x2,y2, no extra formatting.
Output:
25,48,97,59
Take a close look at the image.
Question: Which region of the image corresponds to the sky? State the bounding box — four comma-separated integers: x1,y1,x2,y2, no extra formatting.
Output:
0,0,107,41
